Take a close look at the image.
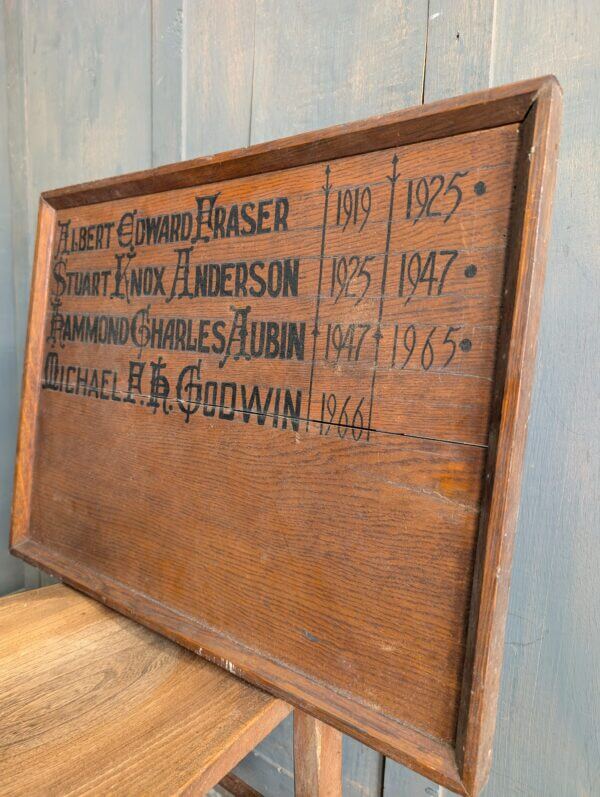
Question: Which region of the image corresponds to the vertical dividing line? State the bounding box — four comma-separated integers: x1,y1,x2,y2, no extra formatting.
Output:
366,153,399,441
305,164,331,431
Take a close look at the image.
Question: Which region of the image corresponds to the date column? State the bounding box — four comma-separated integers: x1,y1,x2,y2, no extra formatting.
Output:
305,154,400,442
375,159,511,445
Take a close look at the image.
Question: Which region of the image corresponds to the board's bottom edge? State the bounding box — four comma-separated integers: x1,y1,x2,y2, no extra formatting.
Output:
11,536,469,795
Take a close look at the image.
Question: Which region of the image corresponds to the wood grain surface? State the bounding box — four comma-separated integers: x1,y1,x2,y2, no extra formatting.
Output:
10,78,561,796
293,711,342,797
0,583,290,796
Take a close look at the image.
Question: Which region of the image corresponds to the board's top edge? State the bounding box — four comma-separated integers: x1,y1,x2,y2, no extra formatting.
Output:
40,76,560,210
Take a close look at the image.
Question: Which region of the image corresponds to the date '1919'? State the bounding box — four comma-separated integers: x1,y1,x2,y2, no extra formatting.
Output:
335,186,371,232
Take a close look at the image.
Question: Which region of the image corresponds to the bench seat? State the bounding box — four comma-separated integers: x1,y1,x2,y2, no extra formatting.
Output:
0,584,290,796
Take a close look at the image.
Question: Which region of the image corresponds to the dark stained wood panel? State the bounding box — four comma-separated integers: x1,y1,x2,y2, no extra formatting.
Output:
32,396,486,743
11,78,562,796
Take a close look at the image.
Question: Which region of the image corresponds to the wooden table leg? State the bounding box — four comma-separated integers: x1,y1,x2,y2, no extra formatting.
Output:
293,709,342,797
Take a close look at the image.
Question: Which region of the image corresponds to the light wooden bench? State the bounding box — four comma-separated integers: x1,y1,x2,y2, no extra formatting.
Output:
0,583,340,796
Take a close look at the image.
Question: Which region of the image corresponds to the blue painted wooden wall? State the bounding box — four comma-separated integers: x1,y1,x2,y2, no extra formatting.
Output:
0,2,597,795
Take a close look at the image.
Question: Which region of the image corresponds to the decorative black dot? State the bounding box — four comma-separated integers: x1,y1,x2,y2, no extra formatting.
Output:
464,264,477,278
474,181,486,196
169,403,174,411
460,338,472,353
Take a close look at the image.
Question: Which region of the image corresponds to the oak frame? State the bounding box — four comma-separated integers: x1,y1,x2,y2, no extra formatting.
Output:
10,76,561,796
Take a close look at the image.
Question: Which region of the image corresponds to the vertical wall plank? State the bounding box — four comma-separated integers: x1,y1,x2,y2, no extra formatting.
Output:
383,762,446,797
6,0,153,587
151,0,183,165
3,0,29,381
483,2,600,795
4,0,40,589
182,0,255,158
14,0,152,360
250,0,427,143
0,1,23,595
424,0,495,101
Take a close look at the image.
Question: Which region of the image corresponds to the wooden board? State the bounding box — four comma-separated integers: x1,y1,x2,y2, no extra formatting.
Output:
0,583,290,796
10,77,561,796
